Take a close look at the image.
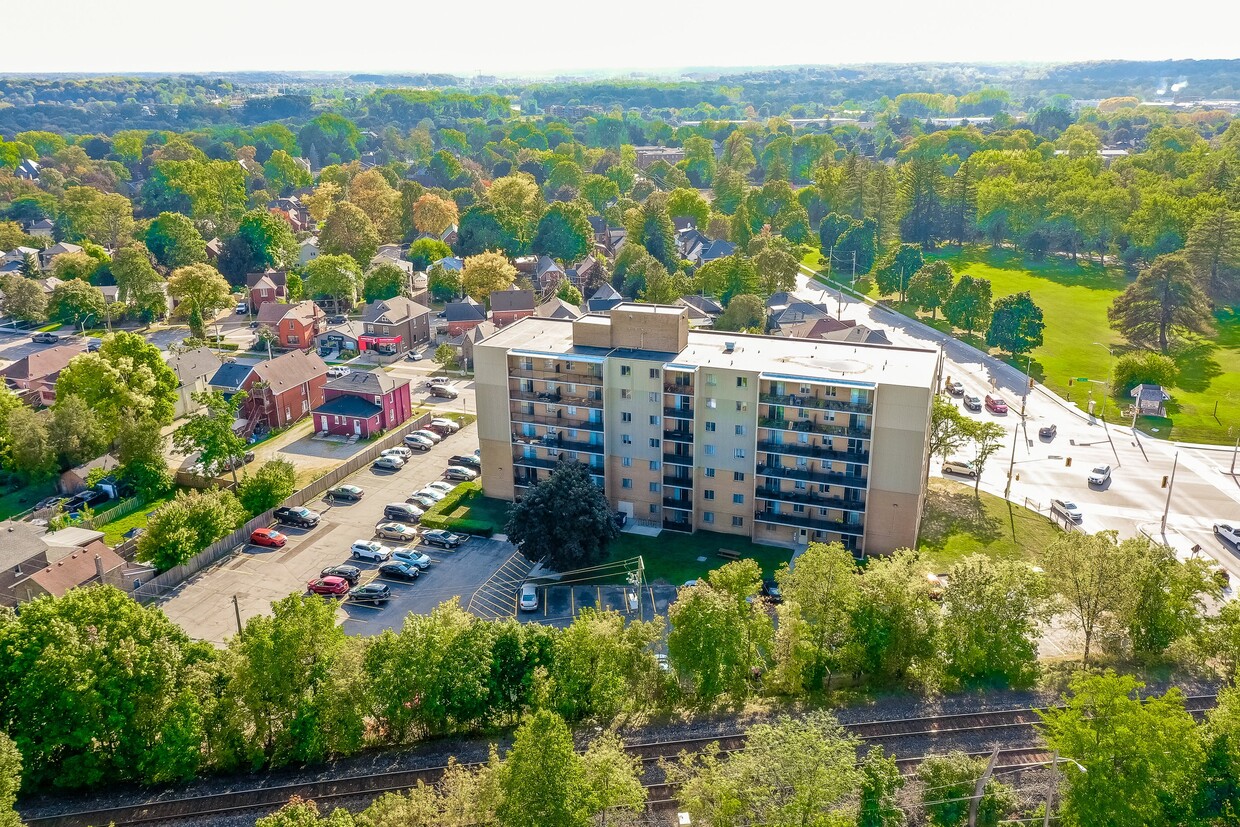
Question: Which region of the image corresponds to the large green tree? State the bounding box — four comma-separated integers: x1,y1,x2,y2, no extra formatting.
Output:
167,263,234,338
56,331,180,436
505,459,618,570
985,291,1045,356
0,731,21,827
303,254,362,311
874,244,924,300
172,389,249,486
136,488,246,571
145,211,206,270
319,202,380,267
219,209,297,280
495,710,592,827
943,273,993,337
48,278,106,326
1,274,48,323
1185,208,1240,305
907,261,954,320
531,202,592,263
773,542,859,693
917,750,1018,827
1041,530,1139,667
550,608,662,721
1108,252,1214,352
238,459,296,515
714,293,767,332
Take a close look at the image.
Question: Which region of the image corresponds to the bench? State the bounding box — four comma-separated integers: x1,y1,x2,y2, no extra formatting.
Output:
717,549,742,561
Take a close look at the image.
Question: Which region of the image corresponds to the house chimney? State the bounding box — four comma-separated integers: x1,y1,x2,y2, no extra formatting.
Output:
95,554,105,581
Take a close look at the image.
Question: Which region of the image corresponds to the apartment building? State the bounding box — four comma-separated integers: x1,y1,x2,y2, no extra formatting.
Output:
474,304,942,555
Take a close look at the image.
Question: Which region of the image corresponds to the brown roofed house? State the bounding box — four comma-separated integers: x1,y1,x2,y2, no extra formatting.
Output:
243,349,329,429
0,342,87,406
360,296,431,357
256,300,324,350
489,289,536,328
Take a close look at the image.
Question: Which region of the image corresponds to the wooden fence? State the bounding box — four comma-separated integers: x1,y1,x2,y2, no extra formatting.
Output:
131,413,435,604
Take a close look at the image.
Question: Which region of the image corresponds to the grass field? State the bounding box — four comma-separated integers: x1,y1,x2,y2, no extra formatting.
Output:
0,481,56,521
610,530,793,585
456,495,511,532
916,478,1062,571
98,493,177,545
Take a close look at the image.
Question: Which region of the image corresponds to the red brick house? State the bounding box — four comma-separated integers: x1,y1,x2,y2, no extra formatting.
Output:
247,269,288,309
256,300,324,350
489,289,536,328
313,370,412,438
443,297,488,337
244,350,329,430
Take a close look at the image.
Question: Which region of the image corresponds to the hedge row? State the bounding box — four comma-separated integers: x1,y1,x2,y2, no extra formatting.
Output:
420,481,494,536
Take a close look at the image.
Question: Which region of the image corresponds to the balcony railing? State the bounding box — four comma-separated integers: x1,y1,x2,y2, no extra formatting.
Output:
512,434,605,455
664,384,695,395
663,517,693,532
515,472,603,491
662,497,693,511
757,440,869,464
756,464,868,490
755,509,865,537
755,488,865,512
760,392,873,415
664,407,694,419
509,366,603,385
509,410,605,431
663,476,693,489
758,417,870,440
664,429,694,443
513,454,606,474
509,388,604,408
663,452,694,466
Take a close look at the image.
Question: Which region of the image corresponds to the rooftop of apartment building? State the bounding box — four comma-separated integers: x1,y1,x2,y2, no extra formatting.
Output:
479,303,940,390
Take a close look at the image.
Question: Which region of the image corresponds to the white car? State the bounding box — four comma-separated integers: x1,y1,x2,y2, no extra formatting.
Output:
350,540,393,562
519,583,538,611
407,493,438,510
1051,499,1083,523
1088,465,1111,486
416,488,447,502
412,429,443,444
372,455,405,471
425,481,458,496
942,459,977,477
404,434,434,451
1215,523,1240,547
326,366,352,378
430,417,460,433
445,465,478,481
392,548,432,569
382,446,413,460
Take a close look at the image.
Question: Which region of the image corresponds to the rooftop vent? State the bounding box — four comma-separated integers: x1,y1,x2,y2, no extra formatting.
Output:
723,341,736,353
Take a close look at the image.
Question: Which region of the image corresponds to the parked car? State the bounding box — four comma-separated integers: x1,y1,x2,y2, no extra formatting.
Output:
448,454,481,470
1215,523,1240,546
249,527,287,547
407,493,438,510
415,487,447,502
235,302,248,315
34,495,66,511
425,481,458,496
373,455,405,471
383,502,424,523
86,337,102,352
942,459,977,477
761,579,783,604
445,465,479,481
428,385,458,400
963,394,982,412
328,314,347,325
1088,464,1112,486
984,394,1008,414
944,380,964,396
326,366,352,378
318,346,335,358
348,583,391,605
350,540,393,562
31,332,59,344
1051,499,1083,522
307,576,350,596
519,583,539,611
392,548,432,569
421,529,466,549
328,484,364,502
375,522,418,542
217,451,257,471
320,564,361,585
412,429,443,444
429,417,460,433
381,446,413,459
1039,424,1057,439
404,434,433,451
378,562,420,582
274,506,321,527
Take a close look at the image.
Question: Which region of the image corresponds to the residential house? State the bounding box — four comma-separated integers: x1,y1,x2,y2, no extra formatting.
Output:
490,290,536,328
434,256,465,273
360,296,431,356
0,523,51,606
16,541,130,603
771,301,831,331
256,300,324,350
313,370,413,438
244,349,329,430
766,292,796,314
439,224,458,247
634,146,686,169
443,297,488,337
781,316,891,345
99,285,120,306
586,216,626,258
0,342,86,405
165,346,223,419
585,283,624,314
534,257,565,293
513,256,538,276
566,256,600,290
678,295,723,321
39,242,83,271
36,276,63,295
267,196,313,233
675,299,714,328
207,361,254,400
25,218,54,238
315,322,361,356
205,237,223,260
298,236,319,267
535,297,582,320
246,269,288,309
460,320,498,370
58,454,120,495
677,228,734,267
15,159,39,181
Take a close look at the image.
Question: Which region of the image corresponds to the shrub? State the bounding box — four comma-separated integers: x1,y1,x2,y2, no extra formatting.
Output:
419,481,478,529
1112,351,1176,396
136,488,247,571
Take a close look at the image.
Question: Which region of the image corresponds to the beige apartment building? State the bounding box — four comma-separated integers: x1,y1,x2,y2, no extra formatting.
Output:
474,304,943,555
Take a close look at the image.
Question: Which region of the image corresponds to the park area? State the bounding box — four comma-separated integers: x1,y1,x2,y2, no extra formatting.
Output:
811,246,1240,444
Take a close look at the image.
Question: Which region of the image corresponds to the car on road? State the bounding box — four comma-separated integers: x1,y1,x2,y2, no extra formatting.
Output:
425,481,458,496
392,548,432,569
274,506,321,527
249,527,287,547
1088,464,1112,486
326,366,352,378
942,459,977,477
375,522,418,542
428,384,458,399
1039,424,1057,439
519,583,539,611
348,583,391,605
448,453,481,470
984,394,1008,414
86,337,102,352
383,502,424,522
350,540,393,562
235,302,248,315
378,562,420,582
944,380,964,396
429,417,460,434
31,332,60,344
445,465,478,481
412,428,443,444
381,446,413,460
963,394,982,412
404,433,433,451
320,564,361,585
421,529,466,549
405,350,422,361
328,484,364,502
407,493,439,510
761,579,783,604
1215,524,1240,546
307,576,350,596
1051,499,1083,522
373,455,405,471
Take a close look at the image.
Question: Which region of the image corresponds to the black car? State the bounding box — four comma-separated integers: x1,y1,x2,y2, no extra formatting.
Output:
34,495,66,511
1039,424,1057,439
328,314,347,325
65,489,109,513
378,562,420,582
327,485,364,502
321,564,362,585
421,529,465,549
761,579,783,604
448,454,482,470
348,583,391,605
274,506,321,527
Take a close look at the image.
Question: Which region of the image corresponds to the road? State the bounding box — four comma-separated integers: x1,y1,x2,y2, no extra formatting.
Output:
794,269,1240,582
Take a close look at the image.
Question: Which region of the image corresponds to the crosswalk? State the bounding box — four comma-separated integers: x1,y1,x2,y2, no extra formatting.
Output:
467,552,534,618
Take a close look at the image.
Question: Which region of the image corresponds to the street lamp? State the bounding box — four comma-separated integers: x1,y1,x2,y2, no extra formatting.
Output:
1042,753,1086,827
79,313,95,337
1092,342,1114,420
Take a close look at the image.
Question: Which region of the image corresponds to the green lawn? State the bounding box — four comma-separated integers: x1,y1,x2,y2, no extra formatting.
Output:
916,478,1062,571
99,493,176,545
611,530,793,586
457,495,511,531
0,480,57,521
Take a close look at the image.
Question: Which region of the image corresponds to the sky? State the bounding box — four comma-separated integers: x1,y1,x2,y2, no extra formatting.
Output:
1,0,1235,75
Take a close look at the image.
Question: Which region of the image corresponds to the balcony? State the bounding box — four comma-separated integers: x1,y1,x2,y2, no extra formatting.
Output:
663,452,694,466
663,475,693,489
663,497,693,511
509,388,604,408
512,434,605,455
663,518,693,533
509,409,605,431
755,488,864,512
761,392,873,415
664,383,695,395
757,440,869,464
756,463,867,490
514,454,606,474
758,417,870,440
755,509,864,537
513,473,540,488
664,406,694,420
664,429,694,443
509,366,603,385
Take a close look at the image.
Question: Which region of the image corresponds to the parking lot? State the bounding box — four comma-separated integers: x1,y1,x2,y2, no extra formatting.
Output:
519,583,681,628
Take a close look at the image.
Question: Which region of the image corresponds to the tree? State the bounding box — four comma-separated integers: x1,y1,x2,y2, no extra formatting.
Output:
408,238,453,271
319,202,379,267
173,389,250,486
256,797,355,827
168,263,233,338
49,278,106,326
850,550,940,685
714,293,767,332
693,254,758,304
963,420,1005,495
0,585,208,788
238,459,296,515
942,274,993,337
556,281,583,306
262,150,313,197
748,233,800,296
1108,253,1214,352
579,731,647,825
145,211,206,270
219,209,297,279
56,331,181,435
412,193,460,237
304,254,363,311
939,556,1048,687
49,252,99,281
111,244,167,318
1,273,48,323
348,169,402,241
486,173,544,251
1185,209,1240,305
496,710,592,827
773,542,859,693
635,193,680,271
985,291,1044,356
874,244,924,301
1041,530,1138,667
1039,672,1204,827
457,204,521,258
1112,351,1177,396
1123,535,1217,663
532,202,592,263
462,251,517,305
928,395,969,464
857,748,906,827
363,262,406,303
116,416,172,499
4,406,54,481
550,608,662,721
136,488,246,570
834,218,879,275
907,261,954,320
434,343,459,371
428,264,462,302
0,731,21,827
47,394,108,470
637,264,694,305
505,459,618,571
898,155,944,249
665,187,710,229
19,253,39,280
917,751,1018,827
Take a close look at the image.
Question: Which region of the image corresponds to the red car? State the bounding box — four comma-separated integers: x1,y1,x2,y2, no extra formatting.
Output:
984,394,1008,414
307,576,349,596
250,527,287,547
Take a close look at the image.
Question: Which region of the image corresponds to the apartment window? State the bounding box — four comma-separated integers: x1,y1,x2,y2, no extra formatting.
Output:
705,421,716,432
707,398,717,408
649,438,660,448
649,415,660,425
648,392,658,403
622,478,633,489
794,480,807,490
622,434,632,444
732,516,744,527
800,385,811,394
649,368,659,379
734,471,745,482
706,373,717,386
621,365,631,376
650,504,659,514
622,457,632,467
734,448,746,459
567,406,577,415
703,489,715,500
650,460,661,471
705,467,716,477
704,444,716,456
737,377,748,388
735,425,746,435
649,482,661,493
733,493,745,504
703,511,714,524
793,504,805,513
622,412,632,422
736,401,747,412
621,389,632,399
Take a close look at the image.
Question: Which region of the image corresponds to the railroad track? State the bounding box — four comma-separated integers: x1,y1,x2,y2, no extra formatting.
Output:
23,694,1217,827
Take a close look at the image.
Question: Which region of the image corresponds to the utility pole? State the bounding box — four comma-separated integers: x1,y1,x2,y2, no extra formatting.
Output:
968,748,1000,827
1043,751,1058,827
232,594,243,635
1161,451,1179,534
1231,434,1239,475
1005,420,1021,499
